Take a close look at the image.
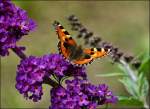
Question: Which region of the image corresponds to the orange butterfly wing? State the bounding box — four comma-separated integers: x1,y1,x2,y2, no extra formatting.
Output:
54,21,110,66
83,48,110,59
58,41,70,59
54,21,76,45
72,48,110,65
54,21,77,59
72,58,93,66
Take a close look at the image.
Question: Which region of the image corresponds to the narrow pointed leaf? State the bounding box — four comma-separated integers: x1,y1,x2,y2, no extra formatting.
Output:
96,72,126,77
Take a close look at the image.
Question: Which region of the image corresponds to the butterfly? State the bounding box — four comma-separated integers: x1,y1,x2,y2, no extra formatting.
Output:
53,21,110,66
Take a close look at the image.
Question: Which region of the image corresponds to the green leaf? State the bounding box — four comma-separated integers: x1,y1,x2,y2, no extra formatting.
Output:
117,96,143,106
96,72,127,77
119,77,139,98
137,72,149,98
117,63,132,76
137,52,149,60
138,55,150,75
117,64,127,73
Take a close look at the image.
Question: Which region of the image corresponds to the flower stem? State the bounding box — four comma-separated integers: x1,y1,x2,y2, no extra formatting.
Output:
119,59,137,82
143,98,149,109
43,76,59,88
11,47,26,59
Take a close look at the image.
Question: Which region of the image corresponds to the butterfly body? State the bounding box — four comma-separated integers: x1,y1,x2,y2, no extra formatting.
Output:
54,21,110,66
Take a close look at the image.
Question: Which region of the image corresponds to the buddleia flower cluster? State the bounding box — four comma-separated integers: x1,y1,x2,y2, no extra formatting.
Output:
1,0,118,108
50,78,117,109
0,0,36,56
16,53,117,108
15,54,86,102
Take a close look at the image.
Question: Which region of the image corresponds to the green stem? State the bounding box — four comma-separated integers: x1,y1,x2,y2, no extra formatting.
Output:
120,59,149,109
105,103,108,109
43,76,59,88
119,59,137,82
143,98,149,109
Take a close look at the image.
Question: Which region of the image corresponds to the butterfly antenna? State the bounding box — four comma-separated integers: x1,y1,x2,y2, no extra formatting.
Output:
53,20,60,28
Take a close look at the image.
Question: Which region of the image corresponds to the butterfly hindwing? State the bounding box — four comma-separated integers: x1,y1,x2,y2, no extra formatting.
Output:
72,48,110,65
83,48,110,59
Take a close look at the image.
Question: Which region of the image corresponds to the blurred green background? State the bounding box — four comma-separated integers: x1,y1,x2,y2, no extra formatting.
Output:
1,1,149,108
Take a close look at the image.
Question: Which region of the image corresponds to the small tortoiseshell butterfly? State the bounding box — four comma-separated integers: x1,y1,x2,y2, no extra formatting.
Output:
53,21,110,66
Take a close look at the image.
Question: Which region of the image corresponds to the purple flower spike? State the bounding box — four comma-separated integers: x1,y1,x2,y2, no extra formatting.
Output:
50,78,117,109
16,56,46,102
41,54,87,78
0,0,36,56
16,53,87,102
